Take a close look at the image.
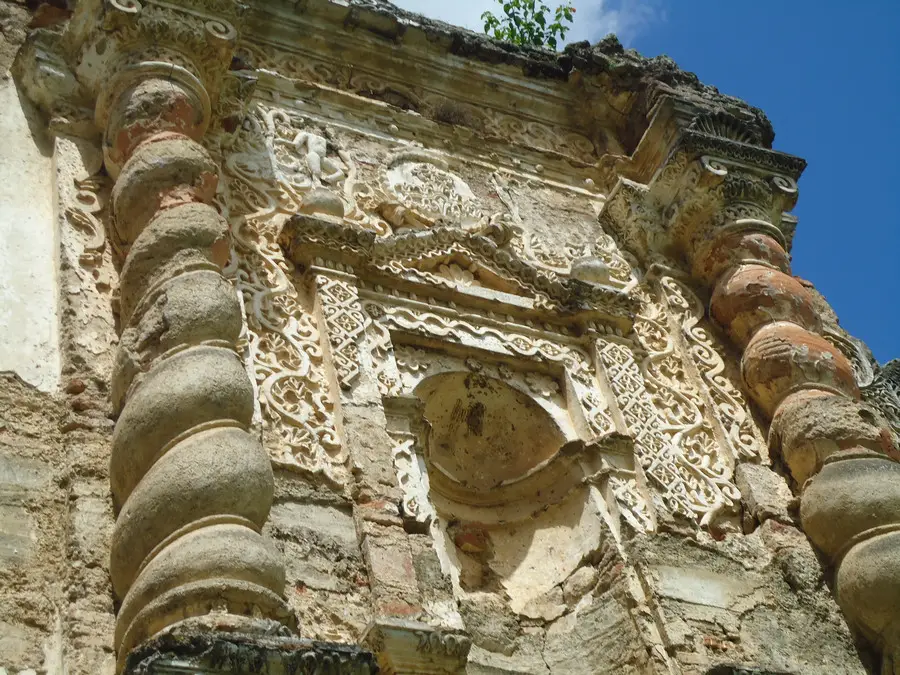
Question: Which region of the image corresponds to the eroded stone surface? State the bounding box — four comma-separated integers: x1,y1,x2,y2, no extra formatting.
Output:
0,0,895,672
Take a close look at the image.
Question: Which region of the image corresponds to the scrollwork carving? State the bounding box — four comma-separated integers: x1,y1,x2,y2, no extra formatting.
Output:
597,286,741,527
209,111,347,478
387,430,435,526
659,275,763,461
700,155,729,177
64,173,109,267
94,0,244,95
363,306,402,397
204,18,237,41
107,0,142,15
632,289,740,525
315,272,367,390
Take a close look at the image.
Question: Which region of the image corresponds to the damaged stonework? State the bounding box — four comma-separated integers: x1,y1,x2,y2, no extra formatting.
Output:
631,526,868,674
123,629,377,674
3,0,898,673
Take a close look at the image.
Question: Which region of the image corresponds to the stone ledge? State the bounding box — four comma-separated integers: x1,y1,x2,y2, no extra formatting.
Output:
124,631,378,674
706,667,795,675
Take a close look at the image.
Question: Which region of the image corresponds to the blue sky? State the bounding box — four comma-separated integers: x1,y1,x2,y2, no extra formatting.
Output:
393,0,899,364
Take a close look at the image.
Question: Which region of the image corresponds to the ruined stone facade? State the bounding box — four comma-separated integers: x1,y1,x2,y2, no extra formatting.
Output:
2,1,900,673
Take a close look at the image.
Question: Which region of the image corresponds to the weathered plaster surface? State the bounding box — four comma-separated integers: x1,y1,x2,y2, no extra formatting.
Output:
0,76,60,392
0,0,897,673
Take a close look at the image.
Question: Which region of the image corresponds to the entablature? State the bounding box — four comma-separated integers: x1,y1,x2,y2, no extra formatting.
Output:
238,0,779,167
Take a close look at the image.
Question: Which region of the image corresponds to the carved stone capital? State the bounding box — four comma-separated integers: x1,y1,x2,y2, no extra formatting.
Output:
33,0,246,145
13,0,246,152
64,0,246,113
363,618,472,675
658,152,802,261
602,102,807,267
616,92,776,189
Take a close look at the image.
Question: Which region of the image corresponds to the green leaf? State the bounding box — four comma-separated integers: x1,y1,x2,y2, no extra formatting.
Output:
481,0,574,50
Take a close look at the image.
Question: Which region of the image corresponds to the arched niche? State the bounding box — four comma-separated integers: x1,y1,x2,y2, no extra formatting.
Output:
413,370,584,524
412,370,607,620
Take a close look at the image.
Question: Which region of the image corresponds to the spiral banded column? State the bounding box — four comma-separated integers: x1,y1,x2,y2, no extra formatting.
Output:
100,65,291,667
690,217,900,670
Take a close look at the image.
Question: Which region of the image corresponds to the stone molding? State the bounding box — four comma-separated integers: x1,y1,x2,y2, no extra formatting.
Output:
239,0,775,165
281,214,639,325
363,618,472,675
124,631,377,674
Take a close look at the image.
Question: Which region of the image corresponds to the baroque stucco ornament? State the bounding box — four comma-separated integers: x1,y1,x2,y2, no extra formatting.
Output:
8,0,899,671
209,98,771,540
605,104,900,672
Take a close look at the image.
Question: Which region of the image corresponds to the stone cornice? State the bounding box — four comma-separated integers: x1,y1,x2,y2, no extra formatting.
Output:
237,0,778,164
14,0,797,183
677,130,807,181
600,101,807,263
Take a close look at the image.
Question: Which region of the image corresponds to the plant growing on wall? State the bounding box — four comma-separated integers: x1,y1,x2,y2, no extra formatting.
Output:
482,0,576,50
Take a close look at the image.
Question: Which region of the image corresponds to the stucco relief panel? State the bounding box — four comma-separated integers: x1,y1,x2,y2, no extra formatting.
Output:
210,98,752,535
208,107,349,480
237,40,597,163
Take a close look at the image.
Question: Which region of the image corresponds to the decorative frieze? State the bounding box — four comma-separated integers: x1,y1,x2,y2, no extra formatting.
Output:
124,631,377,674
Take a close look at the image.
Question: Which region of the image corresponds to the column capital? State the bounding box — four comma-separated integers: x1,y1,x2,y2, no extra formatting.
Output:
65,0,246,103
15,0,246,135
601,103,807,265
661,111,805,253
